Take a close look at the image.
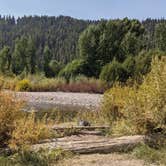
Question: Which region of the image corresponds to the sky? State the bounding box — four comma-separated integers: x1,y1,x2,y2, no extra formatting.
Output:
0,0,165,20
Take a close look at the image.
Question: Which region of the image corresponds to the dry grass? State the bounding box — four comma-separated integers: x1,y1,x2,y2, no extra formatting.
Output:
0,91,52,150
0,92,23,147
9,113,53,150
0,74,108,93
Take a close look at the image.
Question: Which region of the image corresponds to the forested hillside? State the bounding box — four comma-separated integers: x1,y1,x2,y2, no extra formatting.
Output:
0,15,94,64
0,15,166,82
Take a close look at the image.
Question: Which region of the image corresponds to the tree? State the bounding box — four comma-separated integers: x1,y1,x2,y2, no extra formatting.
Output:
43,45,53,77
120,32,142,57
59,59,85,80
12,37,28,75
100,60,128,85
26,37,36,74
123,56,136,77
0,46,11,73
49,60,63,76
78,25,102,77
78,18,144,78
155,23,166,51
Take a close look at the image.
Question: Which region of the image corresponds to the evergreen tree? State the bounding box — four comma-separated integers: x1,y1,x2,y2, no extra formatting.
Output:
43,45,53,77
26,37,36,74
155,23,166,51
0,46,11,73
12,37,28,74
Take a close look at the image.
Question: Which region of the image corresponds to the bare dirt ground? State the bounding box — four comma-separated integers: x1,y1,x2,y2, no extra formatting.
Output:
15,92,103,110
58,154,152,166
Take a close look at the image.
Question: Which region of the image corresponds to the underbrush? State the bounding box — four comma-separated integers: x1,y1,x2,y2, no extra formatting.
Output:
0,148,72,166
0,75,109,93
132,144,166,165
0,91,52,150
35,108,106,126
102,57,166,135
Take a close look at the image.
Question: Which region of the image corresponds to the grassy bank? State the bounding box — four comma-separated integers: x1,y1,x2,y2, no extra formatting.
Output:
0,75,109,93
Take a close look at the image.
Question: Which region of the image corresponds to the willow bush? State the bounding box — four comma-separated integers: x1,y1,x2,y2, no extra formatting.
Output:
0,92,52,150
0,92,23,147
102,57,166,135
9,113,52,150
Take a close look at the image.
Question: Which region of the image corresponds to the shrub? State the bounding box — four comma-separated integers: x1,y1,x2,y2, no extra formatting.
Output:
0,92,23,147
59,59,85,80
135,51,153,76
100,60,128,85
16,79,31,91
102,57,166,135
58,76,108,93
0,76,18,90
0,74,109,93
123,56,136,77
9,113,52,150
30,77,66,92
0,91,52,149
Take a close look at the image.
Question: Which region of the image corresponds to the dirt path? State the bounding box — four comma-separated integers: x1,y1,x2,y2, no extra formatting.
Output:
58,154,151,166
15,92,103,111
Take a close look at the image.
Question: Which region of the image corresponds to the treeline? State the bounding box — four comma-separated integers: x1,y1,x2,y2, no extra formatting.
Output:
0,16,166,84
0,15,93,67
59,18,166,84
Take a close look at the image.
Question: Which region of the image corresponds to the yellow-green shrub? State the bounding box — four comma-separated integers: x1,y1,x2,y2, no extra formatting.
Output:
102,57,166,135
3,77,18,90
16,79,31,91
0,91,52,149
9,113,52,150
0,92,23,147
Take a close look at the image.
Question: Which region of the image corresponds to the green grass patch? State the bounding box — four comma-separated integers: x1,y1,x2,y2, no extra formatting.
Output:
132,144,166,165
0,148,73,166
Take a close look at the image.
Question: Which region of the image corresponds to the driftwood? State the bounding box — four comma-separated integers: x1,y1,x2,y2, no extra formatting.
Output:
33,135,145,154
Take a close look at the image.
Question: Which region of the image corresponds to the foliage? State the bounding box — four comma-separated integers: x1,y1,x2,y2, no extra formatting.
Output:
0,46,11,73
49,60,63,76
0,148,72,166
132,144,166,165
102,57,166,135
0,91,52,149
9,113,52,150
58,59,86,80
0,92,23,147
0,16,166,82
0,15,92,66
16,79,31,91
155,22,166,51
78,18,144,77
0,74,109,93
12,36,29,75
43,45,53,77
0,17,166,87
100,60,128,85
122,56,136,78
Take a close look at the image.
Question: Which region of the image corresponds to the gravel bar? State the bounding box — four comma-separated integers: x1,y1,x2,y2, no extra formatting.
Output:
15,92,103,111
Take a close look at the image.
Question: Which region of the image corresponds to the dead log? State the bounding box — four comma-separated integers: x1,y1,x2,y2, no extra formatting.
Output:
33,135,145,154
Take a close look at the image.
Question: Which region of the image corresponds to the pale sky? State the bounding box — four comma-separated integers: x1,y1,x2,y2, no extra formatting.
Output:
0,0,165,20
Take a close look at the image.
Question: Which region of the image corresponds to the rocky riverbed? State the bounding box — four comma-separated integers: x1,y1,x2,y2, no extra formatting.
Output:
15,92,103,111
